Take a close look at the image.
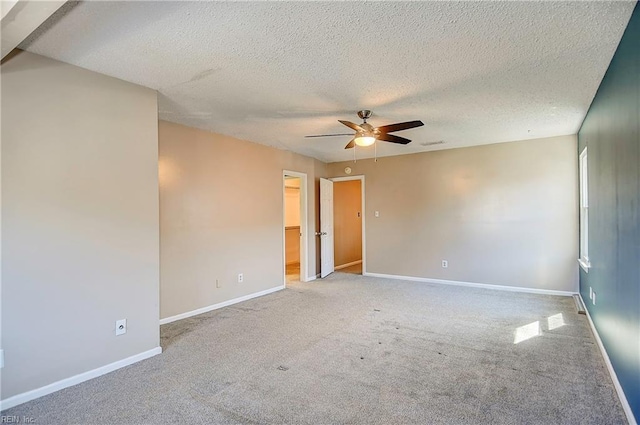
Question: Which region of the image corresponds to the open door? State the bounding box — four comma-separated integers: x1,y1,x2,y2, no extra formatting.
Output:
332,178,363,274
320,178,334,278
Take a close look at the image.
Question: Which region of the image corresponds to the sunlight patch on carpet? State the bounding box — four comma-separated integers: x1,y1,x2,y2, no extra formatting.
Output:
514,321,541,344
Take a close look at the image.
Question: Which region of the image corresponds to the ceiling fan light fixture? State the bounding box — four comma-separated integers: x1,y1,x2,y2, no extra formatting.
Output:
306,110,424,150
354,136,376,147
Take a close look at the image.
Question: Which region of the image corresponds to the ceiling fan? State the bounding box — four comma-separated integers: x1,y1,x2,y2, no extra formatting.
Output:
305,110,424,149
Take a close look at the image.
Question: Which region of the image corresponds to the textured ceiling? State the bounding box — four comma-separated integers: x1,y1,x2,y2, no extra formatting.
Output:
20,1,635,163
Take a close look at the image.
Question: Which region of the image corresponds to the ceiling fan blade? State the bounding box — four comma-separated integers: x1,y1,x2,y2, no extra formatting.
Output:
344,138,356,149
377,133,412,145
375,120,424,134
339,120,364,132
305,133,354,138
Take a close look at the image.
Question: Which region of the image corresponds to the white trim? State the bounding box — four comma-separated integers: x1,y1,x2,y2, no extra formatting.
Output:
363,272,576,297
0,347,162,411
335,260,362,270
283,171,308,284
578,258,591,273
307,273,320,281
579,148,590,269
580,295,637,425
159,285,285,325
330,175,366,274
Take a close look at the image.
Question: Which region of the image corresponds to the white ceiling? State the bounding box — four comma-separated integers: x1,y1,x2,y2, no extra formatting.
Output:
20,1,635,163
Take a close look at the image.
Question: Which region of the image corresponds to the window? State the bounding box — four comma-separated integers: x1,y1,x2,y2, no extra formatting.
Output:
579,148,590,272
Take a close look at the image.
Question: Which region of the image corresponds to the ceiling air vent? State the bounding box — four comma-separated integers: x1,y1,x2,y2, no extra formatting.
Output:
420,140,445,146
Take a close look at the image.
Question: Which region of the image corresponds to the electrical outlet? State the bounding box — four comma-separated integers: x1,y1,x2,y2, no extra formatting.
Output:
592,292,596,305
115,319,127,336
442,260,448,268
216,279,220,288
374,211,380,217
238,273,244,283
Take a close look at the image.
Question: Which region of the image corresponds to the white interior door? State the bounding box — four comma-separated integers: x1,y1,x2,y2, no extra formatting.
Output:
320,178,334,278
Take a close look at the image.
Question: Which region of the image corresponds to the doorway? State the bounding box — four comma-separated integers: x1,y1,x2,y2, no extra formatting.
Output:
331,176,365,275
283,171,308,285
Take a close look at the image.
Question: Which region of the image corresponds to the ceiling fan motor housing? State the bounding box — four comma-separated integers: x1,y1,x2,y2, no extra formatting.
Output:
357,122,376,138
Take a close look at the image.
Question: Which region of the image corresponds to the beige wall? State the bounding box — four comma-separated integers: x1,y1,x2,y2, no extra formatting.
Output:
1,51,160,399
334,180,362,267
284,177,300,188
285,228,300,266
159,121,327,320
284,185,300,227
284,179,301,265
0,41,4,383
327,135,579,292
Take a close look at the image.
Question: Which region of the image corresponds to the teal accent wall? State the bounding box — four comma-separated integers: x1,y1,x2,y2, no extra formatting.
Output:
578,2,639,420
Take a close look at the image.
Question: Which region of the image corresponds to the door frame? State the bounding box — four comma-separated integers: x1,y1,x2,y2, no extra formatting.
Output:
283,170,308,284
330,175,366,275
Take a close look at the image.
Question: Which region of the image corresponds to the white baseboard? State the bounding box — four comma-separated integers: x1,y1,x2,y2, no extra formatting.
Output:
363,272,577,297
0,346,162,411
159,285,285,325
335,260,362,271
580,295,637,425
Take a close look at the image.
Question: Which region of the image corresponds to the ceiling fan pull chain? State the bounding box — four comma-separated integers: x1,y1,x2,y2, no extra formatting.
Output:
353,144,357,162
375,140,378,162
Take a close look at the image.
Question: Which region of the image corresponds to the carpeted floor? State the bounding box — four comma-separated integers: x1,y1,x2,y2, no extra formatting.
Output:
3,273,626,424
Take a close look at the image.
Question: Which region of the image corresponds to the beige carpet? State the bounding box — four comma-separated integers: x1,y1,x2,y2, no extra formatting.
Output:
2,273,626,424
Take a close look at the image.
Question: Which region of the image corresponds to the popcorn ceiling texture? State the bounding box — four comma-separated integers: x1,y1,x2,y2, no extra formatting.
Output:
21,1,635,162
